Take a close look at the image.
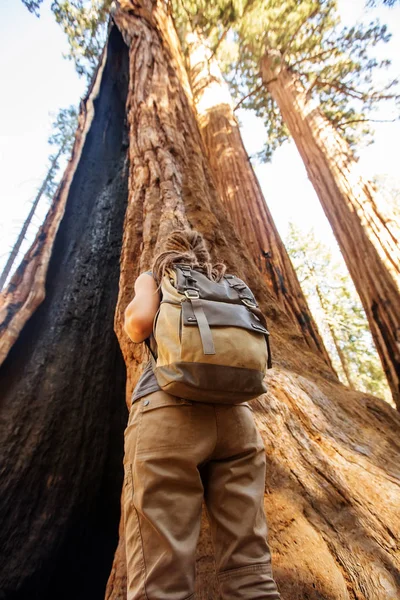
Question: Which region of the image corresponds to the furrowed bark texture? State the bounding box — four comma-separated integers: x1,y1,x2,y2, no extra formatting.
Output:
107,3,400,599
261,55,400,409
186,33,333,369
0,28,129,599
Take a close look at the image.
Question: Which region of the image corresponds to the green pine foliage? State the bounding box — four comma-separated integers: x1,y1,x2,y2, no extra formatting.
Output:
45,104,79,198
367,0,399,6
48,105,78,153
173,0,399,160
285,222,391,402
52,0,111,77
22,1,400,136
21,0,111,78
21,0,44,17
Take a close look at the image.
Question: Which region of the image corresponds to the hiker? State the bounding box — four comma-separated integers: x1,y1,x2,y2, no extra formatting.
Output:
123,228,281,599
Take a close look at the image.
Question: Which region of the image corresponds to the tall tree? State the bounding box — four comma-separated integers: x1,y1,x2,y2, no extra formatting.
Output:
22,0,400,411
181,0,400,407
3,2,400,599
20,1,331,365
259,54,400,408
0,105,78,290
184,31,332,365
285,223,391,401
110,2,400,595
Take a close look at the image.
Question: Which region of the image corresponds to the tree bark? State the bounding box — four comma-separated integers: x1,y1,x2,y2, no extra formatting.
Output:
1,4,400,600
185,32,333,369
261,53,400,409
106,3,400,599
0,27,129,599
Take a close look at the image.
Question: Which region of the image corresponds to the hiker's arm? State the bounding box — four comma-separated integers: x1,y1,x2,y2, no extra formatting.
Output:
124,273,160,343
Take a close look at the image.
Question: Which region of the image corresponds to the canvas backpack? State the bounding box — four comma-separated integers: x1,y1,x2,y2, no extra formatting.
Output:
148,263,272,403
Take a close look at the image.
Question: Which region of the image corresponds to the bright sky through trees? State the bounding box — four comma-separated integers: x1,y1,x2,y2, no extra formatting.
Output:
0,0,399,274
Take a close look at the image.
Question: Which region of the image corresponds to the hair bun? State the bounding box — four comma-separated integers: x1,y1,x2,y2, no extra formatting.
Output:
151,228,226,287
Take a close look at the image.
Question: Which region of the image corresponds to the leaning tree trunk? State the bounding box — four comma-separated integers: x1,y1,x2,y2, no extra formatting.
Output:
185,32,333,368
0,28,129,599
0,147,63,291
107,2,400,599
261,53,400,409
1,3,400,599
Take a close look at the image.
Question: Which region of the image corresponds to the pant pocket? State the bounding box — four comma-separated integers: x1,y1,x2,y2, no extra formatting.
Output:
136,391,194,456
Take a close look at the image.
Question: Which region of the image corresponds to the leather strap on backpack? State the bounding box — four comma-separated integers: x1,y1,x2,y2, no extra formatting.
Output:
190,298,216,355
175,265,272,367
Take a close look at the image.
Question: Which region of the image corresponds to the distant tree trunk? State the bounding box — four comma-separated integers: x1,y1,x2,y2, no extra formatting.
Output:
313,281,356,389
0,28,129,599
261,53,400,409
0,147,62,291
107,2,400,599
1,4,400,600
185,32,333,368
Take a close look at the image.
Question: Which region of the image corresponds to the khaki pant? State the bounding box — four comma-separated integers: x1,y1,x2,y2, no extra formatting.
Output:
123,390,281,600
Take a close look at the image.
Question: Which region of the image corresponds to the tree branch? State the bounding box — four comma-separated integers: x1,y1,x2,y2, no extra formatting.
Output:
313,78,367,100
314,77,399,103
305,74,321,99
178,0,194,27
336,117,397,128
209,28,228,61
289,46,336,71
281,6,319,63
233,83,265,111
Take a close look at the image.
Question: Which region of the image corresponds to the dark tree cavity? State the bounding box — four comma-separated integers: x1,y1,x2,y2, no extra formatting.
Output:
0,28,129,600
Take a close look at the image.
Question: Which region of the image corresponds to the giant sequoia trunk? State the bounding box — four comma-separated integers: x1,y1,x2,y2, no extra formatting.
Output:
108,2,400,599
261,54,400,409
185,33,332,368
0,28,129,599
1,3,400,600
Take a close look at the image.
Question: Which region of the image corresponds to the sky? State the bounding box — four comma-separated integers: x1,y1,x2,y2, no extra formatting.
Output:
0,0,400,278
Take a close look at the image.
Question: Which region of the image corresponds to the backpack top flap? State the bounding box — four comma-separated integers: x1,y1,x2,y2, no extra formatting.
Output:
169,264,272,369
172,263,257,306
181,298,268,335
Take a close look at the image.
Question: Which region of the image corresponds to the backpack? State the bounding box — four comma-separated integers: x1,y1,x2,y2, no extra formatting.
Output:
148,263,272,403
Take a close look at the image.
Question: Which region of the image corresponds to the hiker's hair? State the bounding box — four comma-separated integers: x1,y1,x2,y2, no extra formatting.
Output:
152,228,226,287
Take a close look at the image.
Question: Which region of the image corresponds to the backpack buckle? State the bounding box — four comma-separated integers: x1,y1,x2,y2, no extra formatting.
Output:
176,264,192,277
185,289,200,299
242,298,256,308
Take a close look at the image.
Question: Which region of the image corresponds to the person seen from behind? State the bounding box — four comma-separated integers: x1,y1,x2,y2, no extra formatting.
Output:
123,227,281,599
